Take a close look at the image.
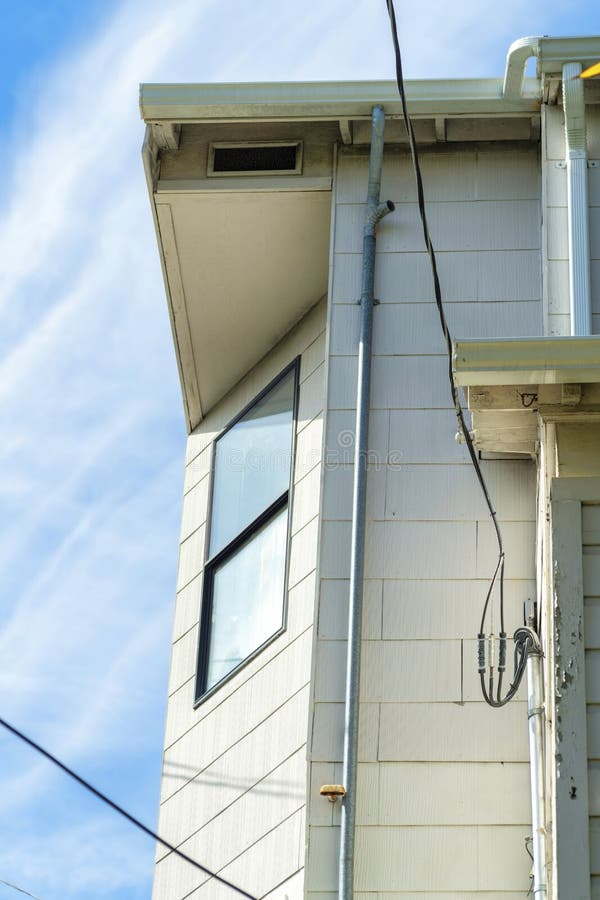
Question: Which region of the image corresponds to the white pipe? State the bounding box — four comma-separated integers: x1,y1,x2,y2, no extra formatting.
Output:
525,632,547,898
563,61,592,336
503,36,540,100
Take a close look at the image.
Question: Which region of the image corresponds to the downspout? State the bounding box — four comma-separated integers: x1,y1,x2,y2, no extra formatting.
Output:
502,36,540,101
339,105,393,900
563,62,592,335
503,34,550,898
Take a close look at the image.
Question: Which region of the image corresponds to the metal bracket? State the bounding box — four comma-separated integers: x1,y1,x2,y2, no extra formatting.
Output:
556,160,600,169
561,383,582,406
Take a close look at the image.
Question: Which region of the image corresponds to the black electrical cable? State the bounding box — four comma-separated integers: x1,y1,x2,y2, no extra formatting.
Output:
0,878,41,900
384,0,529,706
0,717,257,900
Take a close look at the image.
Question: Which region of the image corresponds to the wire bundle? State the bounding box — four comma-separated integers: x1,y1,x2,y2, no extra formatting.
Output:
384,0,534,706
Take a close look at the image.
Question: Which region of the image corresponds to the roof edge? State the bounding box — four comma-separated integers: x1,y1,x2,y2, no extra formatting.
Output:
453,336,600,387
139,77,541,122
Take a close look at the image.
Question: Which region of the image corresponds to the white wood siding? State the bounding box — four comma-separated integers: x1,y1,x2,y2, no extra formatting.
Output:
153,300,327,899
585,504,600,887
306,144,540,897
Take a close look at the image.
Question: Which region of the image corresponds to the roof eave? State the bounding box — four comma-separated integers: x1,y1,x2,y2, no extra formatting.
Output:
453,336,600,387
139,77,541,123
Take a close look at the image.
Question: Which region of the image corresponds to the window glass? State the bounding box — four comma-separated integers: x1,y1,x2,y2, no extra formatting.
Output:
210,369,295,555
205,506,288,691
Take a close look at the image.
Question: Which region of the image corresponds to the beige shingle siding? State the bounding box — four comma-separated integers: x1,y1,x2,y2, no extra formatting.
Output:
584,504,600,884
153,301,327,899
305,144,541,896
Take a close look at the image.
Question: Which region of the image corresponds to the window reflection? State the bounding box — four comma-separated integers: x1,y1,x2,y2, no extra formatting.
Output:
197,362,298,702
210,369,295,555
205,507,288,691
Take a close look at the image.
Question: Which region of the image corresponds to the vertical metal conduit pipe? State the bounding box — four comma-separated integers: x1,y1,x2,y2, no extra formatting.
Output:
339,104,394,900
563,62,592,335
526,629,547,898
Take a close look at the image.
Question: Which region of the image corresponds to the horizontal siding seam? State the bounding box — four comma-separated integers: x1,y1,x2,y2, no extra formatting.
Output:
177,570,204,595
184,442,211,472
321,516,535,525
170,621,199,650
165,805,307,897
335,198,541,207
157,746,308,859
356,823,533,829
333,247,543,256
292,458,322,490
261,866,304,898
164,629,314,748
319,575,533,582
331,298,543,306
161,685,311,805
330,351,446,358
161,732,307,809
182,472,209,501
166,625,312,699
297,406,324,437
300,332,327,384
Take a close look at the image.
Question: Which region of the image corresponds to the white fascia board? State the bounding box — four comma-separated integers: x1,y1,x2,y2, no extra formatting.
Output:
139,77,541,123
453,336,600,386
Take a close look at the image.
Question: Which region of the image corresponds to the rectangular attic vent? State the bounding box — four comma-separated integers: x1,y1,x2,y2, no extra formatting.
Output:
208,142,303,176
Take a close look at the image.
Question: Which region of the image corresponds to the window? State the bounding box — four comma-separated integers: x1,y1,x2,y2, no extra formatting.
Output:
196,361,299,702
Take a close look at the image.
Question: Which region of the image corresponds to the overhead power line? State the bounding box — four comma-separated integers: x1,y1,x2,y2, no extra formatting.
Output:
0,877,42,900
384,0,529,706
0,717,257,900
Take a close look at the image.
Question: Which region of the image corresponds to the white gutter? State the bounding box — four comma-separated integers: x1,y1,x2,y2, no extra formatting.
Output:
563,61,592,335
139,77,540,122
453,335,600,386
503,36,541,100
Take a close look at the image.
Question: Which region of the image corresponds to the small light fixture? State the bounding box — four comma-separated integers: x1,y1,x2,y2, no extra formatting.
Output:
320,784,346,803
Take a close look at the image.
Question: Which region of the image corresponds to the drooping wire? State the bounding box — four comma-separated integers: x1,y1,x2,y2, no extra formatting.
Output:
0,878,41,900
384,0,529,706
0,717,257,900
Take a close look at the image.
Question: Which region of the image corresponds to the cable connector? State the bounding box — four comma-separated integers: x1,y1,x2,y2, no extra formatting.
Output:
498,632,507,672
477,633,486,673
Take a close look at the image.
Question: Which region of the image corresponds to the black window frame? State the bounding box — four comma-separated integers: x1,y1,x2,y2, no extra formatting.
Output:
194,358,300,705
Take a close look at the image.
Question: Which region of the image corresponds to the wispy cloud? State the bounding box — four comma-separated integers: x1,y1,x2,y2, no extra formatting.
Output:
0,0,592,897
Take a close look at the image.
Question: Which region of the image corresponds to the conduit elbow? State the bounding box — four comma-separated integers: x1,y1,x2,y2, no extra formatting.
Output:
365,199,394,236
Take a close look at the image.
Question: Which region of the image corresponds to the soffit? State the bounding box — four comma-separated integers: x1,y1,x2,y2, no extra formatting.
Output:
154,187,331,429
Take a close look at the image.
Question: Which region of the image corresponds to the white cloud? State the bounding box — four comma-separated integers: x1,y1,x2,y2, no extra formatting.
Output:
1,0,595,897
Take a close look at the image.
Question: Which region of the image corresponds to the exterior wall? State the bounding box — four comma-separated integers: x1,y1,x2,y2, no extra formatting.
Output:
547,479,600,900
305,144,541,896
583,502,600,895
152,298,326,899
543,103,600,336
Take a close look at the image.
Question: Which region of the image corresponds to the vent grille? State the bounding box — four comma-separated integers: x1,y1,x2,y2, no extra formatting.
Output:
208,142,302,176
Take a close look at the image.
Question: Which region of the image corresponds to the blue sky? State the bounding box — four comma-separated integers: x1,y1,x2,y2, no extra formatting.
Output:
0,2,597,899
